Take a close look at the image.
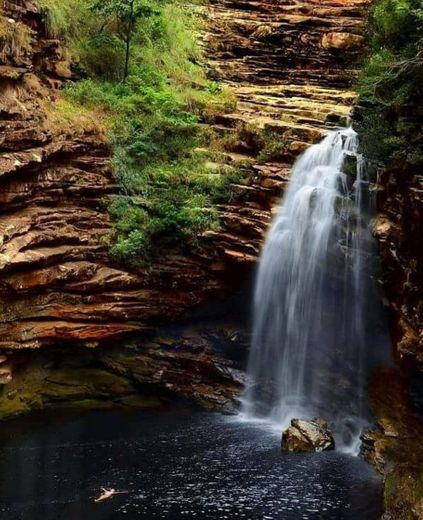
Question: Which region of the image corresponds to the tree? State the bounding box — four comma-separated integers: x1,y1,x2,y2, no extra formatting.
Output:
91,0,155,80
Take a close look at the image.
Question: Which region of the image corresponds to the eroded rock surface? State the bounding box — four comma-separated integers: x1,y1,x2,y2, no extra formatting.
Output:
282,417,335,452
201,0,370,269
374,165,423,368
0,323,246,419
0,0,369,410
361,369,423,520
0,0,369,354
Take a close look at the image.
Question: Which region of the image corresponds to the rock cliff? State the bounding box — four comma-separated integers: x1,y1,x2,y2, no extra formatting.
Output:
0,0,378,418
374,164,423,369
0,0,369,360
1,2,422,516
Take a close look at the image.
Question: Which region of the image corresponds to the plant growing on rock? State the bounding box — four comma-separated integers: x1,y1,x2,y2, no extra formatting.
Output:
90,0,156,80
43,0,237,265
257,130,289,162
0,14,32,59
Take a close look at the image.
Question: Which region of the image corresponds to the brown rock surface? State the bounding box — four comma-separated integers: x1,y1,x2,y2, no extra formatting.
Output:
361,369,423,520
282,417,335,452
0,0,370,352
0,323,246,418
374,165,423,368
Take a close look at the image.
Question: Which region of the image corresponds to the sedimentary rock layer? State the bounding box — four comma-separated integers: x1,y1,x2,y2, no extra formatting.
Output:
0,0,370,352
374,165,423,368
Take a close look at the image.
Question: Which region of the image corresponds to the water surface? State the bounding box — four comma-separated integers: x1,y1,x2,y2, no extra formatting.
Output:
0,409,382,520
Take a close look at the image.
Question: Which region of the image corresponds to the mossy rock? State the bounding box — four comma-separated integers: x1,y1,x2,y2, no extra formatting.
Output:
0,361,162,420
41,368,137,401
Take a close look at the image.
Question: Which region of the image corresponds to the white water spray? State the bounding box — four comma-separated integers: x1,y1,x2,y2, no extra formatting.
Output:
244,128,378,452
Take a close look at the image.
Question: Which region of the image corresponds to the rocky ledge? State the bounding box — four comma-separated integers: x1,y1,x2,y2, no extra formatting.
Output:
0,321,248,419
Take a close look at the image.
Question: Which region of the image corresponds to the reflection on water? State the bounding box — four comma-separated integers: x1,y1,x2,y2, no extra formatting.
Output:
0,409,382,520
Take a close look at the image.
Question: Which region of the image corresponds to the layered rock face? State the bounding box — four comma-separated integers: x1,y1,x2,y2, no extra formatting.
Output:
374,166,423,368
0,0,231,354
0,0,369,348
0,0,369,410
0,0,246,409
205,0,367,141
202,0,369,258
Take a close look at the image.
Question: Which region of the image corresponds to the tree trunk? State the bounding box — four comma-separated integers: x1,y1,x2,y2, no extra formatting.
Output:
123,0,135,80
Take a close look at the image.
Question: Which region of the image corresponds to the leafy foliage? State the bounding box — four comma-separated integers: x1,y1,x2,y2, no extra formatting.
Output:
90,0,156,80
35,0,85,37
37,0,237,264
356,0,423,166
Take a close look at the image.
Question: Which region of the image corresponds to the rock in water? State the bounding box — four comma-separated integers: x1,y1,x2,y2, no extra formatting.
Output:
282,418,335,452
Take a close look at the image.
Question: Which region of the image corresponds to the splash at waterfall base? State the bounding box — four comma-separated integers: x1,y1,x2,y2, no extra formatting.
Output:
242,128,391,453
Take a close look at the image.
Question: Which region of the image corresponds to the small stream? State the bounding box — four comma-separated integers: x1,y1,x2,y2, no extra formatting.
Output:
0,409,382,520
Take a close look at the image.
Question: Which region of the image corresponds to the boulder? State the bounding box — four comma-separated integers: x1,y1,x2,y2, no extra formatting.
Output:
282,418,335,452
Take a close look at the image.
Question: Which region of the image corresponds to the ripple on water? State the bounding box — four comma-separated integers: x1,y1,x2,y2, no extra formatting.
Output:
0,410,382,520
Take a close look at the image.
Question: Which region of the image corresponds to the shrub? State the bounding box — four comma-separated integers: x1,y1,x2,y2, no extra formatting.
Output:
35,0,85,38
356,0,423,166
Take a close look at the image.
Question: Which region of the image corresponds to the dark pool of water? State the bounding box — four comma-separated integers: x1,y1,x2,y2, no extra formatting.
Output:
0,409,382,520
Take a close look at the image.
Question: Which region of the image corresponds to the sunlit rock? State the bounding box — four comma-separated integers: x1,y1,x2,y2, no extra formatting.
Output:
282,418,335,452
321,32,364,51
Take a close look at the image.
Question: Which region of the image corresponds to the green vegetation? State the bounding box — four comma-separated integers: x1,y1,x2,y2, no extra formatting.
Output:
35,0,77,36
217,122,289,163
36,0,238,264
0,12,33,60
357,0,423,167
90,0,155,80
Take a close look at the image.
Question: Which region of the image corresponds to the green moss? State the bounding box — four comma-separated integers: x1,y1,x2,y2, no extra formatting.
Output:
0,392,29,421
0,15,33,59
384,471,400,502
415,470,423,499
0,364,46,420
257,130,289,162
41,368,137,400
0,360,162,420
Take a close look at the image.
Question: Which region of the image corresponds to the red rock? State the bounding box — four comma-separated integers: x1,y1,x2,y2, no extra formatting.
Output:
0,1,368,350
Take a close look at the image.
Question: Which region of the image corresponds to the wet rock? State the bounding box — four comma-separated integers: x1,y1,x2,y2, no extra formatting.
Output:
343,152,358,178
282,418,335,452
375,165,422,368
0,355,162,421
0,321,246,420
362,369,423,519
0,363,12,385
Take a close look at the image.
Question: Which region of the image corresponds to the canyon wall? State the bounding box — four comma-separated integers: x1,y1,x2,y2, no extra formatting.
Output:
375,164,422,369
0,0,374,413
1,1,422,515
0,0,233,355
0,0,369,351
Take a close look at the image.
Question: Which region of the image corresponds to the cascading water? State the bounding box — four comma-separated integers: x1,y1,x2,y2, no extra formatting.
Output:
243,128,383,452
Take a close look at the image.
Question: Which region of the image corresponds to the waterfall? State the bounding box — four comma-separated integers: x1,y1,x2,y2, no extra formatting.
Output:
244,128,380,452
